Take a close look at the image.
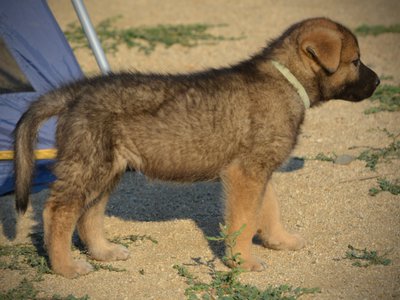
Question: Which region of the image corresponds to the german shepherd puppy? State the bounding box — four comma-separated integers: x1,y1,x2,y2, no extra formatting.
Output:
14,18,379,278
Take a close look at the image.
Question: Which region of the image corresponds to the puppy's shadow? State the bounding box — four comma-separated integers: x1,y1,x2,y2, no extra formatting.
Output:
109,171,225,256
0,194,18,240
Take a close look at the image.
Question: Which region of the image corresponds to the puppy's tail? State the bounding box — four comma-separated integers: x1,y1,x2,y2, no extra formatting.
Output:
14,89,71,214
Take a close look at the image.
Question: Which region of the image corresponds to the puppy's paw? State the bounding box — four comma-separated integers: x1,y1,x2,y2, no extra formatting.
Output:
53,259,93,278
261,232,306,251
89,243,130,261
240,256,267,272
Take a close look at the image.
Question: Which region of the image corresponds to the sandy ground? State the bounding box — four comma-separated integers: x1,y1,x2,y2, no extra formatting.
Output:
1,0,400,299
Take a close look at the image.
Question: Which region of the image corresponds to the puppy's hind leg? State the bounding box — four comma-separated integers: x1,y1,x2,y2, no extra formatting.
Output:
43,157,125,278
43,181,94,278
77,191,130,262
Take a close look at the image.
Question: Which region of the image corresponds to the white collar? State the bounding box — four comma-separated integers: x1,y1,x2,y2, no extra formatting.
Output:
271,60,311,109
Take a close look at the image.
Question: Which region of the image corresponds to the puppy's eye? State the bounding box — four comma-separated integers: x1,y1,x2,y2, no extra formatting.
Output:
352,59,360,67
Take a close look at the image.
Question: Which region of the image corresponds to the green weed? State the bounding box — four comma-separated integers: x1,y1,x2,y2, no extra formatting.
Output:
356,130,400,170
0,232,158,298
0,277,90,300
110,234,158,248
369,178,400,196
302,152,336,162
364,84,400,114
89,261,126,273
0,244,51,280
174,224,320,299
174,262,320,300
355,24,400,36
0,278,38,300
0,235,144,298
0,243,92,298
314,152,337,162
0,235,155,276
344,245,392,267
206,223,246,268
64,16,241,55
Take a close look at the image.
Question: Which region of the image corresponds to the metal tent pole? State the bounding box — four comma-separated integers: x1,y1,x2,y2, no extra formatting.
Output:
71,0,111,74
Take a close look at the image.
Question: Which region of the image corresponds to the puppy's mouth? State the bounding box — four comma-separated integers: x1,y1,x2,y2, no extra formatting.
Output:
334,63,380,102
335,86,378,102
337,83,380,102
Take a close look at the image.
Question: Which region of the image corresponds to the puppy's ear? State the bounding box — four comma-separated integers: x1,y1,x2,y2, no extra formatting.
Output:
300,28,342,74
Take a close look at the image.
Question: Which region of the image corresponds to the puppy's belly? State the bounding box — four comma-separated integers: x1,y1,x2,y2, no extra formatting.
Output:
124,130,237,182
133,138,232,181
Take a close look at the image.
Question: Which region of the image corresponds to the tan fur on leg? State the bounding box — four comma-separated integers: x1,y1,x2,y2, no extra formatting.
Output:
77,193,130,261
221,162,267,271
256,180,305,250
43,194,93,278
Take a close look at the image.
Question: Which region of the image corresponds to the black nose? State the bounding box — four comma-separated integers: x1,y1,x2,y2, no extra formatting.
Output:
375,77,380,87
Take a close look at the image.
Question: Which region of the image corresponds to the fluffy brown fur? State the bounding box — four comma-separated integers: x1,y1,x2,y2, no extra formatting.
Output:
14,17,379,278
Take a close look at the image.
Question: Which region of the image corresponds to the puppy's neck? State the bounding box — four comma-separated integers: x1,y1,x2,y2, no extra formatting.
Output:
271,60,311,109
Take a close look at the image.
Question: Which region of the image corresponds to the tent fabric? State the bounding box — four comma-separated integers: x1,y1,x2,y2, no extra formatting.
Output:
0,0,84,195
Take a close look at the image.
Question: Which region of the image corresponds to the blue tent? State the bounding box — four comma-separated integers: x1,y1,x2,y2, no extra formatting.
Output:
0,0,84,195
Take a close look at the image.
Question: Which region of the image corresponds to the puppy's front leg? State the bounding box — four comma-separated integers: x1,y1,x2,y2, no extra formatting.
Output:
256,180,305,250
221,162,266,272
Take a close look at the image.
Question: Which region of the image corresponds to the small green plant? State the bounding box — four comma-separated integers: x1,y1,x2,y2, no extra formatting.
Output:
89,261,126,273
0,240,128,298
356,130,400,170
369,178,400,196
206,223,246,268
0,276,90,300
0,244,91,299
344,245,392,267
174,224,320,299
314,152,337,162
355,24,400,36
302,152,336,162
0,244,52,280
0,278,38,300
64,16,241,55
364,84,400,114
110,234,158,248
174,262,320,300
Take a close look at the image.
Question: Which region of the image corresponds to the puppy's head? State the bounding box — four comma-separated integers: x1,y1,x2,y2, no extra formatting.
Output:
298,18,380,102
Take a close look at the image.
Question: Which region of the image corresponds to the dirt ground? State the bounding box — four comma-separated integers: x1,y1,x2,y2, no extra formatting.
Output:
1,0,399,299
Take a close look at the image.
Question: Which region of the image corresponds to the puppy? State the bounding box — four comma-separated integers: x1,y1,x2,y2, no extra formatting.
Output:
14,17,379,277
